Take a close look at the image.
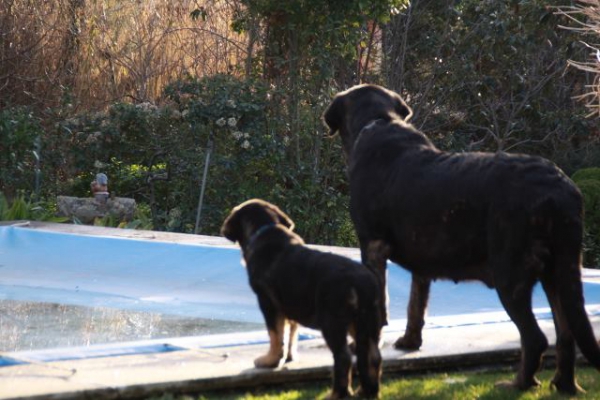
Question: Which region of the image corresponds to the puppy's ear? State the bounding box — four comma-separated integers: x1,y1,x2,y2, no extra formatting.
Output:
220,209,242,243
322,96,344,136
267,203,295,231
394,94,413,121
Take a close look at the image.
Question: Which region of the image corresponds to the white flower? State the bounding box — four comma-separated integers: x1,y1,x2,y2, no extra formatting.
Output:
216,118,226,127
169,208,182,219
243,132,250,138
181,109,189,117
227,117,237,127
94,160,106,169
232,131,243,140
135,102,157,112
241,140,251,149
226,99,236,108
283,136,290,146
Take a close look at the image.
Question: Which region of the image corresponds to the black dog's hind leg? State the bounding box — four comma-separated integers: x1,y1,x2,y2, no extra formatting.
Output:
540,271,581,394
395,275,430,350
495,270,548,391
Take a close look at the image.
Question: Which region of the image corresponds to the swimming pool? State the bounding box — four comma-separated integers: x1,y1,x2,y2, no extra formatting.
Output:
2,222,600,359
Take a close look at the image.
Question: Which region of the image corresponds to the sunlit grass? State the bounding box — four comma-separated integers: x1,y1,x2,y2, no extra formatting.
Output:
155,366,600,399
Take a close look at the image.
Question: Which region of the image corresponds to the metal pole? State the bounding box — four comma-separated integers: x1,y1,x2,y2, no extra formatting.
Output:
194,132,214,234
33,137,41,201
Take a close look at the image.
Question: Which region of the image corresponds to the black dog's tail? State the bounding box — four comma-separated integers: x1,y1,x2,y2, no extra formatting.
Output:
555,266,600,368
552,215,600,369
354,287,383,398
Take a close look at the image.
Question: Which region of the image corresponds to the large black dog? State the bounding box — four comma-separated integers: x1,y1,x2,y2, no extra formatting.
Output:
221,199,383,398
323,84,600,394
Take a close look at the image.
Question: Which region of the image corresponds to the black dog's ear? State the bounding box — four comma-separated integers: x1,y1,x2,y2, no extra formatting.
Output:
323,95,345,136
394,94,413,121
220,208,242,242
266,203,295,231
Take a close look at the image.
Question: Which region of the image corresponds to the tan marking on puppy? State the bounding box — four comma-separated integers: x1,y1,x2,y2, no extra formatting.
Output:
254,317,285,368
348,323,356,341
368,340,382,383
347,323,357,354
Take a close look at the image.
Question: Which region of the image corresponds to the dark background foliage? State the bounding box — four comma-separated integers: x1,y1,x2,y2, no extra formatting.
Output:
1,0,599,262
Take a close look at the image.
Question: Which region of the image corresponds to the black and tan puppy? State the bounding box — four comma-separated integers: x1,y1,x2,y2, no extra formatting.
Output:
323,84,600,394
221,199,383,398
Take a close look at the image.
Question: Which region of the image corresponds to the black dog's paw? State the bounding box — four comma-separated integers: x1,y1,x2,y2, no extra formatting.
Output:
393,335,422,351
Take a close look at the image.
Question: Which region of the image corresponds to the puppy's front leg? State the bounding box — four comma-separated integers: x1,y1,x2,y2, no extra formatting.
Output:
255,296,285,368
286,320,299,362
363,240,391,326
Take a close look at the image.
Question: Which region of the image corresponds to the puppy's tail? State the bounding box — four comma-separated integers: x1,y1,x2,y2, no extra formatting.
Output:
354,288,383,398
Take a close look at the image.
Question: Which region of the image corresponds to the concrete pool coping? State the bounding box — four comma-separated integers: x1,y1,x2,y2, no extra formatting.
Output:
2,222,600,399
3,315,600,400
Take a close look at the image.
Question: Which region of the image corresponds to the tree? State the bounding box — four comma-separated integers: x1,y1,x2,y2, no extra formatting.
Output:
383,0,592,170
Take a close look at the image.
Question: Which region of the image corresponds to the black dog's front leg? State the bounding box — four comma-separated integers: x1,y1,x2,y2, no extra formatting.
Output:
362,240,391,326
255,295,286,368
394,275,430,350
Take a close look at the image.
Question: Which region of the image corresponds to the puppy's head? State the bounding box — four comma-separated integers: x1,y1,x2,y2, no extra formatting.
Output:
220,199,294,246
322,84,412,158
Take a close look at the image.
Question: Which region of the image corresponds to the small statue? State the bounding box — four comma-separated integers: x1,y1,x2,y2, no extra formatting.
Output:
91,173,109,203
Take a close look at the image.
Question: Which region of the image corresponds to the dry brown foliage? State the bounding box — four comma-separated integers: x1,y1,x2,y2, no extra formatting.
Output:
0,0,248,111
557,0,600,118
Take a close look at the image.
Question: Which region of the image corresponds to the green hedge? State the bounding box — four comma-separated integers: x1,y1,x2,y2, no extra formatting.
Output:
573,168,600,184
573,168,600,268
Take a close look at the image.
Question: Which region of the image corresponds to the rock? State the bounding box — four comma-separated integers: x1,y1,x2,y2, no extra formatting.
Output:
57,196,136,224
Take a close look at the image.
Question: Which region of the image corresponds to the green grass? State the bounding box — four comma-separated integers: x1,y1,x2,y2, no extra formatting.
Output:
153,366,600,399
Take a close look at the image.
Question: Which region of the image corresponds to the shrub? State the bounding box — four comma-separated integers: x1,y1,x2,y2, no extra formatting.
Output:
0,108,43,197
0,192,68,223
573,168,600,268
573,168,600,184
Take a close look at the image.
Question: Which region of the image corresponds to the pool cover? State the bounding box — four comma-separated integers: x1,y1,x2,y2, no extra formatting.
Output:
2,224,600,365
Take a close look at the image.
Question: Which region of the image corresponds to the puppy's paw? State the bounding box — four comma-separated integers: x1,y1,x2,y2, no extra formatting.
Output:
254,353,282,368
285,349,298,363
326,387,353,399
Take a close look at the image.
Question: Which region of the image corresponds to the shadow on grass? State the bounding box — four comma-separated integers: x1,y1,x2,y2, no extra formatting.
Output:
152,366,599,399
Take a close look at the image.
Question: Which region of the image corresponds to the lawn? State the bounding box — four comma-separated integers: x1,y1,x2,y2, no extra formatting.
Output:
154,366,600,399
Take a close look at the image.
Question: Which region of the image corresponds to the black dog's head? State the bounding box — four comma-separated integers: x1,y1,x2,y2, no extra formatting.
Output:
221,199,295,247
322,84,412,158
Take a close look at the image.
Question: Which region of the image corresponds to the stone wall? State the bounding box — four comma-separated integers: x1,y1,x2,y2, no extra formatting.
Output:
57,196,136,224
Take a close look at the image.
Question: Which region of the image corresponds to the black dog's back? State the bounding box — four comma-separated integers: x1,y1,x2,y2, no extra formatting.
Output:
350,121,580,283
